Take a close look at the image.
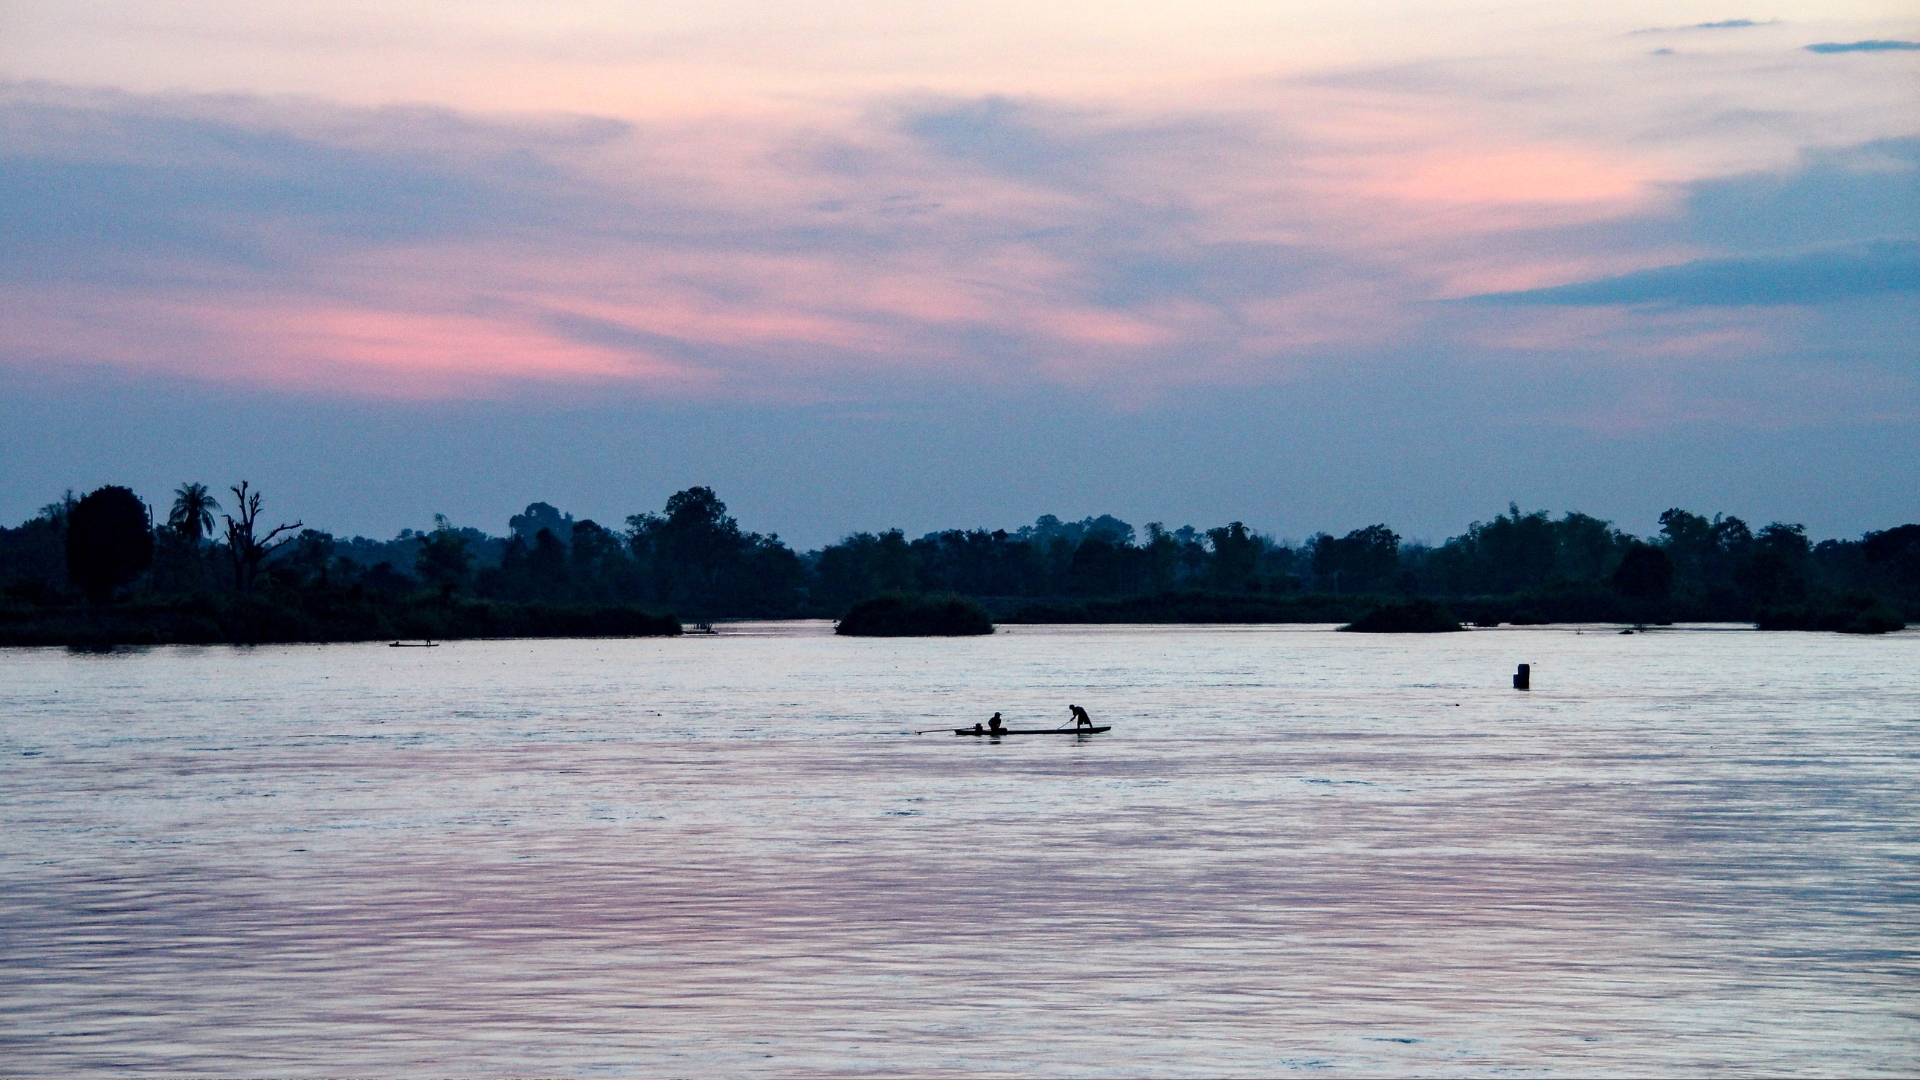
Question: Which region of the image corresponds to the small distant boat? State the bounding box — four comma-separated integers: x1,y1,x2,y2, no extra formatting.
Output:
955,726,1110,736
388,640,438,648
687,623,718,635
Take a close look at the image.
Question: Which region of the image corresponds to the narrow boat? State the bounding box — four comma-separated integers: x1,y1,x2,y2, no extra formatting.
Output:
388,641,439,647
954,726,1110,736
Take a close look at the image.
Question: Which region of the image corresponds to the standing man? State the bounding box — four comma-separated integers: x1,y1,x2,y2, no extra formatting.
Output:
1068,704,1094,730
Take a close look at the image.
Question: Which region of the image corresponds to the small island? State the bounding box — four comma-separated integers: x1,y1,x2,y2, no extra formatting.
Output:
1339,599,1464,633
836,593,994,637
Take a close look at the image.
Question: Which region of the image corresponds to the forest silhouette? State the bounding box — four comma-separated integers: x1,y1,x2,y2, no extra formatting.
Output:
1,483,1913,645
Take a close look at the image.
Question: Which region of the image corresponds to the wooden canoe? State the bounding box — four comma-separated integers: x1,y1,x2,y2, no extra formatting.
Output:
954,726,1110,736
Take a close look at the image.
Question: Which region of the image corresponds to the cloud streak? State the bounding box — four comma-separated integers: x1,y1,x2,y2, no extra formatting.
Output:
1467,241,1920,307
1631,18,1776,34
1805,40,1920,53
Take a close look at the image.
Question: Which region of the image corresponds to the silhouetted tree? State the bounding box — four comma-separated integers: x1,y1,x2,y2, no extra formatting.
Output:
1612,541,1674,600
39,491,77,528
222,481,303,594
625,487,807,616
358,561,414,597
1860,524,1920,600
1208,522,1263,592
635,487,739,599
1068,536,1130,596
510,502,575,544
1552,512,1628,580
568,519,631,600
1658,509,1751,593
527,528,569,596
1737,523,1810,607
1311,524,1400,593
65,486,154,602
909,529,1039,598
281,530,338,588
1141,523,1181,591
1424,507,1630,595
0,507,70,603
812,529,919,606
1862,524,1920,570
168,482,221,546
415,519,475,597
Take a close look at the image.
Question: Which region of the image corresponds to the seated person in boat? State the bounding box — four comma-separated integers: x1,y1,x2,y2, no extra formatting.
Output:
1068,704,1094,730
988,712,1006,734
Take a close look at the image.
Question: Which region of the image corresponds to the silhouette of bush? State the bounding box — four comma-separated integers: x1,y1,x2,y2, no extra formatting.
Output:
1339,599,1463,633
837,593,993,636
65,486,153,602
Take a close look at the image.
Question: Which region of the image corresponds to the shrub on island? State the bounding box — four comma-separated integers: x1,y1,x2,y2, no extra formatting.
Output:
836,593,994,637
1338,599,1463,633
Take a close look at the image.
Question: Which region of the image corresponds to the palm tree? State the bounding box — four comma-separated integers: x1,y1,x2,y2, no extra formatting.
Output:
168,482,221,546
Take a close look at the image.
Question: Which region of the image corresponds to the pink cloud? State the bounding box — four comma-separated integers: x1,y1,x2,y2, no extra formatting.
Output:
2,77,1903,432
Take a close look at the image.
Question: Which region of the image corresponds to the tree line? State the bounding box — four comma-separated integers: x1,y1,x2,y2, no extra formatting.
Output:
2,482,1915,640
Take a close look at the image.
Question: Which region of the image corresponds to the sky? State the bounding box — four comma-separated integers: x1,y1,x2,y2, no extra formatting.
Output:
1,1,1916,547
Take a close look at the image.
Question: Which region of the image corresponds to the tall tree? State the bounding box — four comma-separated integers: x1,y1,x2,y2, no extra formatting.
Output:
1658,509,1751,593
168,482,222,545
1737,523,1810,607
1612,541,1674,600
222,481,302,594
1208,522,1265,592
1311,524,1400,593
627,487,805,616
415,523,475,597
65,486,154,602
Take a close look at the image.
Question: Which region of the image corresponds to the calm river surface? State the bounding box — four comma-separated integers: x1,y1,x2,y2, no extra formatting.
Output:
2,623,1917,1076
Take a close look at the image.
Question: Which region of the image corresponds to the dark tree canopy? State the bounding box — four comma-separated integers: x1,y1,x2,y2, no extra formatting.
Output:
1612,541,1674,600
1862,524,1920,566
510,502,575,544
415,527,475,595
65,486,154,602
1736,522,1811,606
1658,509,1751,591
1311,524,1401,593
1207,522,1263,592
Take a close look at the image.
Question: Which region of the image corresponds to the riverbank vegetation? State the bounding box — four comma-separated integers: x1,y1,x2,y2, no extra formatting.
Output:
1,483,1913,645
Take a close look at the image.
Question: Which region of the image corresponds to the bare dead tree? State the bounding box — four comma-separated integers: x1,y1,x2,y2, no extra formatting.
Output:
223,481,302,594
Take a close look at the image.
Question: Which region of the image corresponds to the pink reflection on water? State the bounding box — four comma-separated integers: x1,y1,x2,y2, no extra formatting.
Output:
1,625,1916,1075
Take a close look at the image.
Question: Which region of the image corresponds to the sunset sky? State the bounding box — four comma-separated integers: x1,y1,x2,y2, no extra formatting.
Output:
3,1,1916,545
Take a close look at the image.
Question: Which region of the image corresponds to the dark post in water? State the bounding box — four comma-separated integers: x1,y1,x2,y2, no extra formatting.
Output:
1514,663,1530,691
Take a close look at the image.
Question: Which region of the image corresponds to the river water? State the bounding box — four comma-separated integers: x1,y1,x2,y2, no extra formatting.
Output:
2,623,1916,1076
